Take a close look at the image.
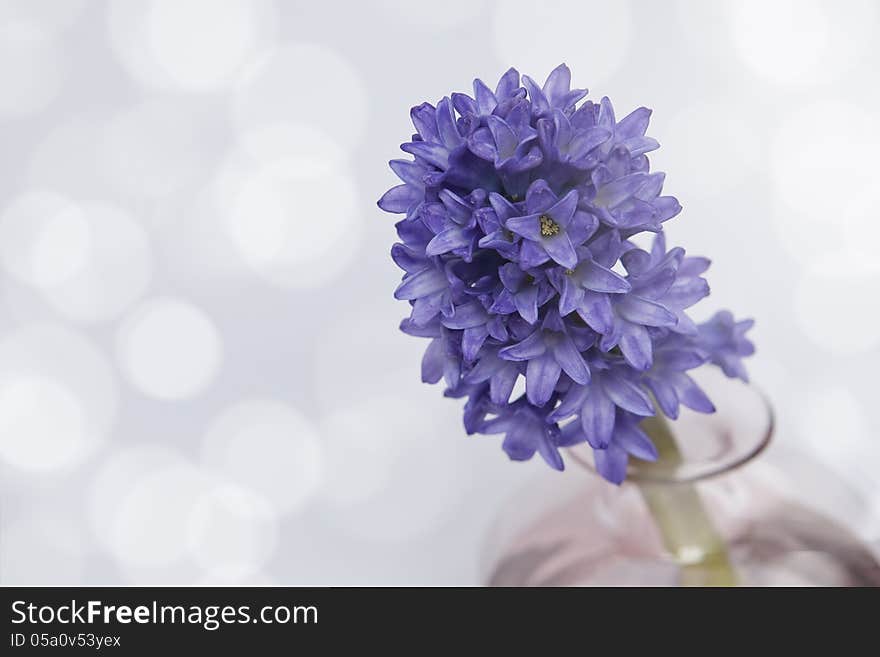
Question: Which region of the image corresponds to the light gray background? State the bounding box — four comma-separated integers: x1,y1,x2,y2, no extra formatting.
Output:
0,0,878,584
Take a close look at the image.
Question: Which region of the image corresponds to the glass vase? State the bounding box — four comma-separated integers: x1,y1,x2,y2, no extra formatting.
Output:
483,368,880,586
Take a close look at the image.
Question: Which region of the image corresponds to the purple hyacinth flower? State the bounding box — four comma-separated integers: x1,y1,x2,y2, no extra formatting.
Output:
440,300,507,362
549,359,654,449
537,109,612,174
483,401,565,471
522,64,588,119
379,64,756,483
377,158,435,218
598,238,697,371
643,333,715,419
452,67,525,127
505,181,595,269
422,189,487,262
489,263,554,324
560,410,659,484
498,309,591,405
401,318,463,390
697,310,755,381
463,346,522,405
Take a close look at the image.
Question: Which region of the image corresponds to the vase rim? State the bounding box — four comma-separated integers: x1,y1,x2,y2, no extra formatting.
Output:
567,372,775,485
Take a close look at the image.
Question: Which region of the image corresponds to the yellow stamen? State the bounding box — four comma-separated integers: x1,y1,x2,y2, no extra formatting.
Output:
539,214,560,237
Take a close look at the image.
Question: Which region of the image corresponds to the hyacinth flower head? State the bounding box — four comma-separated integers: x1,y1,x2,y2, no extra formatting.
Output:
379,65,755,484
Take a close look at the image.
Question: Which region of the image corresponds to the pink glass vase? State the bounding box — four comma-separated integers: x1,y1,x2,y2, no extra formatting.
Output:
483,368,880,586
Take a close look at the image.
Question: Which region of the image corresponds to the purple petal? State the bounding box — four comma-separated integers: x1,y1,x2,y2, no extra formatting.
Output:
390,243,426,274
602,372,654,415
616,107,652,139
594,443,628,485
536,433,565,471
615,423,658,461
579,388,615,449
513,285,540,324
506,214,544,241
411,294,442,326
619,322,653,371
577,291,613,334
490,366,518,404
487,115,519,161
462,325,489,361
468,127,498,161
558,275,585,316
645,377,679,419
502,424,536,461
616,295,678,327
425,227,471,256
400,141,448,170
441,301,486,329
542,64,571,104
551,336,590,385
499,330,547,361
395,268,446,300
498,262,525,291
558,421,587,447
594,172,647,208
547,189,579,228
549,384,588,421
524,179,557,213
435,97,462,148
568,127,611,160
421,339,443,384
378,184,421,213
526,353,562,406
579,261,631,293
519,239,551,268
543,234,578,269
671,372,716,413
410,102,438,141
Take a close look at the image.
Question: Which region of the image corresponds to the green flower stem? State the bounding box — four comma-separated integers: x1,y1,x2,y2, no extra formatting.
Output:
637,414,738,587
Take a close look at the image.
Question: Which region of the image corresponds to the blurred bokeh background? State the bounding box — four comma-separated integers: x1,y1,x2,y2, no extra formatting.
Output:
0,0,878,585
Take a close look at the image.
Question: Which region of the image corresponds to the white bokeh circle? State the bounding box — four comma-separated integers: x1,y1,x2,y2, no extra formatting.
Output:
657,99,763,199
0,324,118,472
108,460,209,569
38,202,152,323
318,392,469,542
793,251,880,355
100,98,226,199
213,123,362,289
116,297,223,400
0,20,64,118
376,0,486,27
0,515,85,585
88,444,183,550
237,123,346,178
772,101,878,223
795,384,880,499
491,0,633,89
727,0,877,86
312,301,425,414
201,400,324,515
26,114,109,198
232,43,368,146
0,190,90,289
0,1,88,35
771,101,880,264
0,376,85,471
186,483,279,580
108,0,277,91
227,161,357,277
